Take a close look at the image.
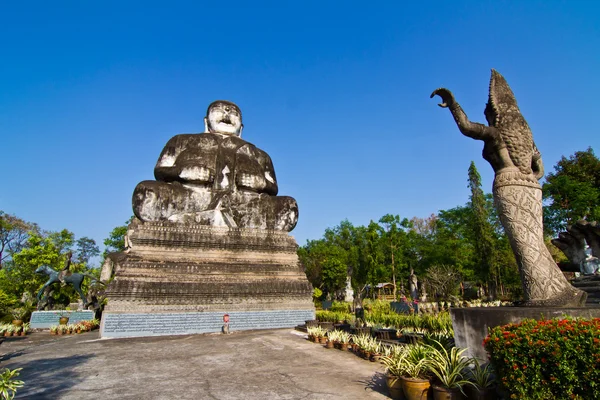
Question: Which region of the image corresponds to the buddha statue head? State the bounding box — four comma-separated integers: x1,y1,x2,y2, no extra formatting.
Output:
204,100,243,137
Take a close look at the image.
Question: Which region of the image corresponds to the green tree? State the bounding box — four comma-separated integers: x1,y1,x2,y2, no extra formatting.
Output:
0,230,74,304
467,162,499,297
0,211,36,269
75,237,100,266
378,214,413,299
543,147,600,234
103,217,134,256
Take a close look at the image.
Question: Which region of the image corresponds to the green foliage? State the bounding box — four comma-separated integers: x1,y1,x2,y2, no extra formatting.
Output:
426,341,474,390
543,147,600,234
0,368,24,400
0,211,35,269
468,162,500,294
484,317,600,399
312,287,322,301
103,216,133,256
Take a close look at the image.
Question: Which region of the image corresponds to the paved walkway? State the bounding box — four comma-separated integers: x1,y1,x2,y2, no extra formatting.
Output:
0,329,389,400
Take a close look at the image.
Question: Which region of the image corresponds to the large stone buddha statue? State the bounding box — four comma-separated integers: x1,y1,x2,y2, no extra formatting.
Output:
132,100,298,231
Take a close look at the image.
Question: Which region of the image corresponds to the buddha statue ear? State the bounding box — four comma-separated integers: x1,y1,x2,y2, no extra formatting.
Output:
204,116,210,133
238,124,244,138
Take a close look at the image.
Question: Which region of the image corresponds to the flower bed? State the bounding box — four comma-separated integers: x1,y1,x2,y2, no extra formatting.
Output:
484,317,600,399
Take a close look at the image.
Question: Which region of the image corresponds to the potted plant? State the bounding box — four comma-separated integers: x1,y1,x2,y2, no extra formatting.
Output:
10,308,27,327
306,326,318,342
4,325,15,337
382,350,409,400
56,310,71,325
402,344,433,400
13,326,22,337
426,341,474,399
325,330,338,349
338,331,351,351
21,323,30,336
50,326,58,335
465,360,495,400
370,341,383,362
57,325,66,336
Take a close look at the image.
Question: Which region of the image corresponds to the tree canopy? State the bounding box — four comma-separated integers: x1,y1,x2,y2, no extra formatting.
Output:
543,147,600,234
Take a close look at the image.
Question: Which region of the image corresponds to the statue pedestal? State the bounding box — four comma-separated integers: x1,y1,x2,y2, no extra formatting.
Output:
100,220,315,338
451,307,600,362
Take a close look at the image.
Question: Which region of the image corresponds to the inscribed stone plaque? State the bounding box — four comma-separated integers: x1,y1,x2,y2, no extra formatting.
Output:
30,310,94,329
101,309,315,338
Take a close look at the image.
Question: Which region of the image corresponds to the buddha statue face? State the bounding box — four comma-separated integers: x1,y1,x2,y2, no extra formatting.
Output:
205,101,243,136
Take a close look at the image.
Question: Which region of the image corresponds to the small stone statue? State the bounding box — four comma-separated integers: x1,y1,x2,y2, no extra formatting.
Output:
409,269,418,300
431,69,586,307
133,100,298,231
581,247,600,275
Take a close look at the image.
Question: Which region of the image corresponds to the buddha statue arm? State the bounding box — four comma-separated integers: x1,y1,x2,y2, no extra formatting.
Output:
154,135,215,184
154,136,183,182
234,146,278,195
430,88,498,141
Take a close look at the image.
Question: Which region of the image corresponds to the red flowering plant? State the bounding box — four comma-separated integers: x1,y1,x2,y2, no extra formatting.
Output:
484,317,600,400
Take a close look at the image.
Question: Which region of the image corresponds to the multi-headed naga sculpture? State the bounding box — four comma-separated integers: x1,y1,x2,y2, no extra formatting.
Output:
431,70,586,307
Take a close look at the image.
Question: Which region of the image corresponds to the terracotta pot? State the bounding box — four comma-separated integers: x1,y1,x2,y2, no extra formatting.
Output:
403,377,431,400
319,336,327,344
325,340,334,349
59,317,69,325
386,374,406,400
50,331,56,335
370,353,381,362
431,385,465,400
3,332,9,337
20,332,26,336
12,320,23,327
340,343,349,351
363,351,371,360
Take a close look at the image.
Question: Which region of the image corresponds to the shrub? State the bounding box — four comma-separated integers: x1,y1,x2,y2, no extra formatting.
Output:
484,317,600,399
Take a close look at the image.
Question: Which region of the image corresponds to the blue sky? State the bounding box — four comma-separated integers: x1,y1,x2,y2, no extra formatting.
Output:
1,1,598,260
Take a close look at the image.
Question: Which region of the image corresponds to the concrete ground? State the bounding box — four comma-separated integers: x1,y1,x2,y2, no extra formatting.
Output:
0,329,390,400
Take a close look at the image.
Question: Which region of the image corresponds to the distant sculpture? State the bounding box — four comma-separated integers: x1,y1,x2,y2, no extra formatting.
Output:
35,264,104,309
431,69,587,306
551,220,600,274
132,100,298,231
409,269,418,300
57,251,73,285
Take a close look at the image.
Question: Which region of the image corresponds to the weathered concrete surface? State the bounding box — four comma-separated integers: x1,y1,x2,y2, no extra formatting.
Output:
1,329,388,399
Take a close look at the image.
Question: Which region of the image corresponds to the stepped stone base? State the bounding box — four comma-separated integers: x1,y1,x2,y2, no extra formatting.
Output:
572,275,600,306
100,219,315,338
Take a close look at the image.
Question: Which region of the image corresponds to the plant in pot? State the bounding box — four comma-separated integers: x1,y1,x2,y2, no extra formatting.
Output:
4,325,15,337
370,341,383,363
338,331,351,351
13,326,22,336
306,326,318,342
426,341,474,400
382,347,409,400
10,308,27,327
21,323,30,336
50,325,58,335
402,344,433,400
465,360,495,400
325,330,338,349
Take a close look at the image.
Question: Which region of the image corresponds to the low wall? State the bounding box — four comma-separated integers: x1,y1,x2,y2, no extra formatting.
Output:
451,307,600,361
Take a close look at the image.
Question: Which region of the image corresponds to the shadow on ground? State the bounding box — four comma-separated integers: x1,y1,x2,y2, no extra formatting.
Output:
10,354,93,399
359,371,388,397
